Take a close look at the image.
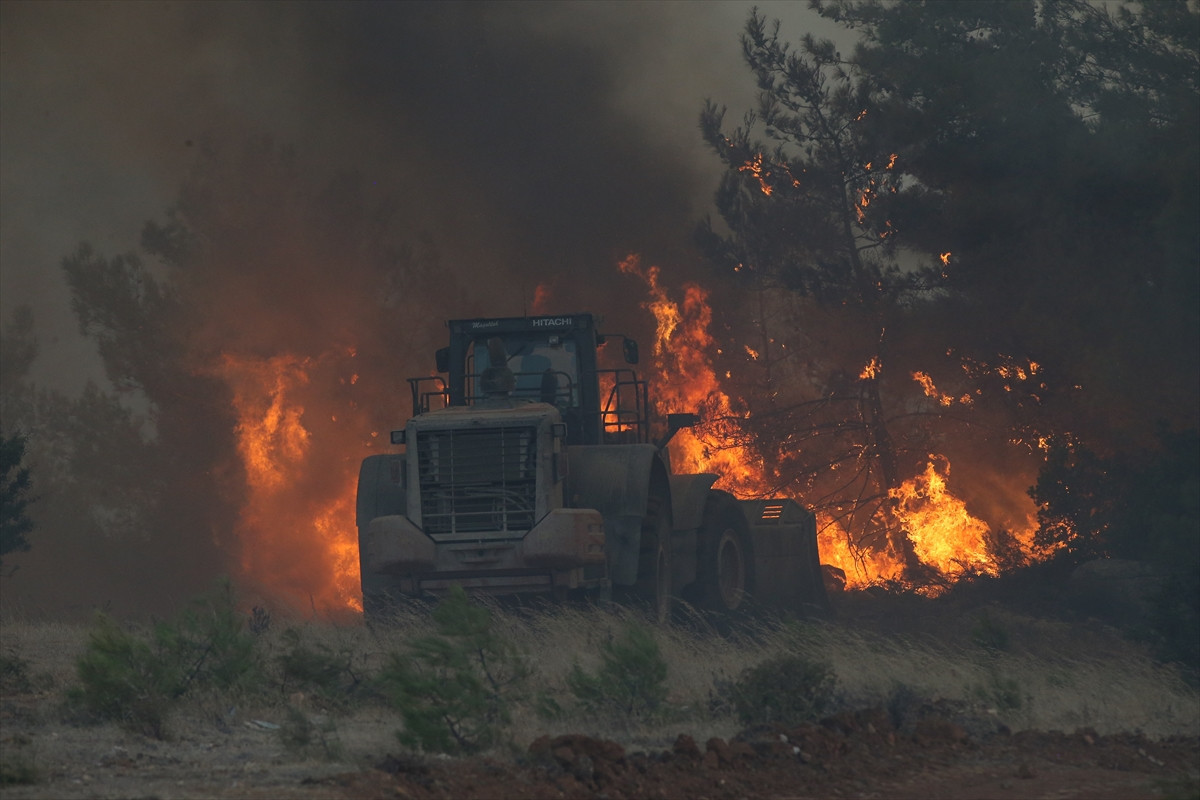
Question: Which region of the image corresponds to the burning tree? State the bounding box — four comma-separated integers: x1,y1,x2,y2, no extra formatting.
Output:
696,11,963,584
825,0,1200,452
692,2,1199,590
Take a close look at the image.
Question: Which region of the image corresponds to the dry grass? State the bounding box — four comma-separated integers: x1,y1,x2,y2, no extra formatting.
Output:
1,619,89,689
371,597,1199,745
1,592,1197,760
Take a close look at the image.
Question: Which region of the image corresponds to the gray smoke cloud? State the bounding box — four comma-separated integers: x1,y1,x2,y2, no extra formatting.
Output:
1,0,847,392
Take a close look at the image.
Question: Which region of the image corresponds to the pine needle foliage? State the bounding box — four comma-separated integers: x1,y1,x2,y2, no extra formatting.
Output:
378,586,528,754
567,622,668,718
276,627,363,705
71,614,180,738
70,578,259,737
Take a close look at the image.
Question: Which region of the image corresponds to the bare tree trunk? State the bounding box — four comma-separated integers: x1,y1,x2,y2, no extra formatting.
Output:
861,364,921,576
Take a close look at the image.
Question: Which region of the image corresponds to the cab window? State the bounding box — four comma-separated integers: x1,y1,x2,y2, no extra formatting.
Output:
469,335,579,406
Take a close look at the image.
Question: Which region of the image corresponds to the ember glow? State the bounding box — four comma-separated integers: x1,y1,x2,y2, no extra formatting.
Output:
620,255,1046,591
738,152,802,197
739,153,775,196
214,351,366,615
912,370,974,407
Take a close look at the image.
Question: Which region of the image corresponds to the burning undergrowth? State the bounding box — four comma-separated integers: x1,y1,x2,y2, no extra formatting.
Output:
616,254,1051,593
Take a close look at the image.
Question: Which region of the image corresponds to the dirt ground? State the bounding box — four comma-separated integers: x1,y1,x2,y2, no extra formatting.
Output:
4,584,1199,800
2,684,1197,800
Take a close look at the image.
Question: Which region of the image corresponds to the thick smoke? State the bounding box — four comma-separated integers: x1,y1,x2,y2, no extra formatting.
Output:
2,1,837,374
1,1,844,616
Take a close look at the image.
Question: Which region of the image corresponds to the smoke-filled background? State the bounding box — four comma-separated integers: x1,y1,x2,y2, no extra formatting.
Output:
2,1,1196,622
3,0,841,379
1,1,843,616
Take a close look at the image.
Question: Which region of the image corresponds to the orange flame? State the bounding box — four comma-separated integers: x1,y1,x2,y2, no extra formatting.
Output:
214,351,364,615
738,153,802,196
619,255,763,493
739,153,774,196
912,371,973,407
891,457,995,579
619,255,1046,592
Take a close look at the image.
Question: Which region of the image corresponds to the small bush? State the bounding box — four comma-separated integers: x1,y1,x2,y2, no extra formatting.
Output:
279,705,343,760
885,681,924,730
567,623,668,718
971,611,1011,653
731,654,836,725
378,586,528,754
1149,570,1200,672
69,578,260,737
973,670,1025,712
0,648,32,694
0,430,35,568
71,614,180,737
276,627,363,705
157,578,259,693
0,734,38,786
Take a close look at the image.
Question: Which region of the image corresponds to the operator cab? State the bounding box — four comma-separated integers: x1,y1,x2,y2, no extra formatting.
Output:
469,333,581,408
408,314,648,446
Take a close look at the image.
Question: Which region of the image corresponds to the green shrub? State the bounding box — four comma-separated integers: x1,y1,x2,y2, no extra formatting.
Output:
279,705,343,760
157,578,259,693
0,735,38,786
0,648,32,694
567,623,668,718
378,586,528,754
0,763,37,786
70,578,260,737
971,611,1011,653
0,430,35,569
973,670,1025,711
730,653,836,725
71,614,181,737
276,627,363,704
1149,570,1200,672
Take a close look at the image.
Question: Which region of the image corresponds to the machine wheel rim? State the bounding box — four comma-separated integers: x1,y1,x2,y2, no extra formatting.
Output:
716,527,746,611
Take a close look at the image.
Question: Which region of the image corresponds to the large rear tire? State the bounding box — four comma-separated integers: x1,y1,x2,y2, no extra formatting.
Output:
698,491,754,613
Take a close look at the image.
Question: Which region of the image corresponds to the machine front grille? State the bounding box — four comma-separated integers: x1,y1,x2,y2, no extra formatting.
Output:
416,426,537,537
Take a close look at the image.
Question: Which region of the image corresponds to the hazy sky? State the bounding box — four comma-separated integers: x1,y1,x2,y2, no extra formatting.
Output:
0,1,851,394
